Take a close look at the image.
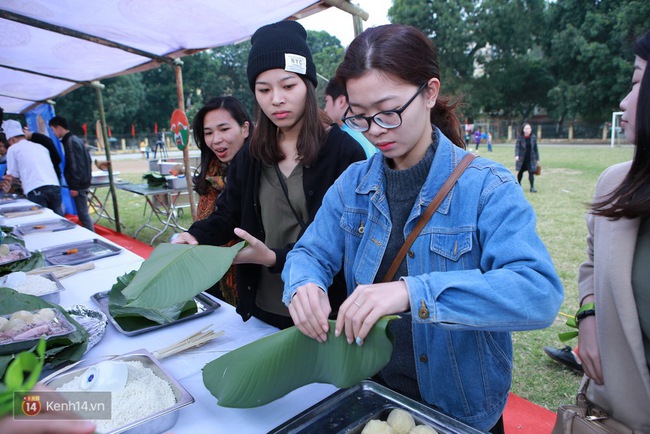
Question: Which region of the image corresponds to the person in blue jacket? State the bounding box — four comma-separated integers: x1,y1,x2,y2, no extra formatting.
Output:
282,24,563,433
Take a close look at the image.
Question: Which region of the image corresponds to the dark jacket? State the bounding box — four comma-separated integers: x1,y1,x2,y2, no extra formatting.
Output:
515,134,539,172
30,132,62,180
61,132,92,190
188,124,366,321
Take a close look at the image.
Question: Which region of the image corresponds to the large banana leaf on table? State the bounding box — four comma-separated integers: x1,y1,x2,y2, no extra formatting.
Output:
203,316,397,408
109,241,245,325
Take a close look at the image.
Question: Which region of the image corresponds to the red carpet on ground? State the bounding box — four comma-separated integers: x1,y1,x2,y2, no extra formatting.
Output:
504,392,556,433
67,216,559,432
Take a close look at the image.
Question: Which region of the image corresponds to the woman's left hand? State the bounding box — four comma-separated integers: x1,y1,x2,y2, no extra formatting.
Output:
335,281,410,345
232,227,276,267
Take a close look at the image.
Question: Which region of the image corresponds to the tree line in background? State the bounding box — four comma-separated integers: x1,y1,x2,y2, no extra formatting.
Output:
53,0,649,138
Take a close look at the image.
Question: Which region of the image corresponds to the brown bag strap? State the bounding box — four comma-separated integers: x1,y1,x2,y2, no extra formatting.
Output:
382,153,477,283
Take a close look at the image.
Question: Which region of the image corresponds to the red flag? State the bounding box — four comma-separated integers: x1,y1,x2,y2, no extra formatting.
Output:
154,122,158,134
81,123,87,136
131,124,135,137
107,125,112,137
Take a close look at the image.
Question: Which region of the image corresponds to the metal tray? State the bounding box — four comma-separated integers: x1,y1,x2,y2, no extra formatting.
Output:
0,193,20,205
12,219,77,236
0,243,32,266
0,272,66,304
42,349,194,434
40,239,122,265
91,290,221,336
0,203,43,216
270,380,485,434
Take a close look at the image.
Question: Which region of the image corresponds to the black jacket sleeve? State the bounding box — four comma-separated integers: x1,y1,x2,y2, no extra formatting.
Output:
30,133,62,179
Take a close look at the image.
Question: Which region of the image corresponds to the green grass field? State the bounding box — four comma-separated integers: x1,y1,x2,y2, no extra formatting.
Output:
102,143,634,410
480,144,633,409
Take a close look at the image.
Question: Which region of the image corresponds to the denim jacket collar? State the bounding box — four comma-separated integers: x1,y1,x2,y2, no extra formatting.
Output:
355,127,467,218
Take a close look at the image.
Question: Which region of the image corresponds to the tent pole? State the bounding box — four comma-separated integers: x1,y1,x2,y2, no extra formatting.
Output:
92,81,122,233
174,59,197,221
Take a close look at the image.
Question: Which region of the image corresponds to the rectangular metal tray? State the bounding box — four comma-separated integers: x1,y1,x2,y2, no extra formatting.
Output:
0,243,32,266
3,272,66,304
0,193,20,205
40,239,122,265
42,349,194,434
270,380,485,434
0,203,43,215
91,290,221,336
12,218,77,236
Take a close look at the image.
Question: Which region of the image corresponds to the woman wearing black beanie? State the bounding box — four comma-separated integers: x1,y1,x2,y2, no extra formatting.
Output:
174,20,366,329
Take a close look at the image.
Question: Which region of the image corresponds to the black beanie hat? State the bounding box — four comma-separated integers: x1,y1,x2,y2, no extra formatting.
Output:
634,30,650,61
247,20,317,91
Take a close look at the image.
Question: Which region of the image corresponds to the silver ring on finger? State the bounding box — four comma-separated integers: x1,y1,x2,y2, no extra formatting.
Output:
353,300,362,308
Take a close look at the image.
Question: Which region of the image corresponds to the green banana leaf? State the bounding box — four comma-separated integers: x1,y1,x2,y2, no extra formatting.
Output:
107,270,198,331
109,242,245,325
203,316,397,408
142,171,166,187
0,288,88,378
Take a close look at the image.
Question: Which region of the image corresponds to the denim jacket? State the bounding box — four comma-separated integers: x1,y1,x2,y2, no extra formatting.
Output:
283,130,563,430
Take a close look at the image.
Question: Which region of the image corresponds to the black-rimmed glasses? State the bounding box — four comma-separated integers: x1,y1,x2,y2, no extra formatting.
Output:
342,82,428,132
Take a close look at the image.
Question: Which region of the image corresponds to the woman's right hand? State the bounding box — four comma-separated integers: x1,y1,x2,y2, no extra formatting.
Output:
171,232,198,245
578,316,603,384
288,283,331,343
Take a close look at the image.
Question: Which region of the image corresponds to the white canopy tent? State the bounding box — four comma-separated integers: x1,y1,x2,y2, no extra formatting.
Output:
0,0,368,229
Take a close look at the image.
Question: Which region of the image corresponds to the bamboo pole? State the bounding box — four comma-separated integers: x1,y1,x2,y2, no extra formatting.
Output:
92,81,121,232
174,60,197,221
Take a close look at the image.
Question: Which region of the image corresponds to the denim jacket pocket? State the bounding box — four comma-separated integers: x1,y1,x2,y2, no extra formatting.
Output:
429,230,473,261
426,229,477,271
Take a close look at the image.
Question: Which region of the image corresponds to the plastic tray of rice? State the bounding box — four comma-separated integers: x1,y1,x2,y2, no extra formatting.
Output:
42,349,194,434
0,271,65,304
270,380,484,434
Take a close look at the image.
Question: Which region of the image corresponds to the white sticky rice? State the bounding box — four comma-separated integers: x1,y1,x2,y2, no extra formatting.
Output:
56,360,176,433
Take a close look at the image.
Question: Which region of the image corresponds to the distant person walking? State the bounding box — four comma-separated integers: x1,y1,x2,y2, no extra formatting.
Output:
487,131,493,152
49,116,95,232
473,128,482,150
515,123,539,193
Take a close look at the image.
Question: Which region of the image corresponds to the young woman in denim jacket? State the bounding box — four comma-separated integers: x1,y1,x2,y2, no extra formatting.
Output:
282,24,563,433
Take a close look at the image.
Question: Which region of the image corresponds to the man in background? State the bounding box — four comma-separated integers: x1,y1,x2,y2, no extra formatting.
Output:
49,116,95,232
23,125,62,180
324,78,377,158
1,120,63,215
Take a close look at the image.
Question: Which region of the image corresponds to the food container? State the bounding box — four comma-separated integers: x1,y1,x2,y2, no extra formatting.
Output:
42,349,195,434
270,380,484,434
91,290,221,336
40,239,122,266
0,307,77,355
159,161,180,175
0,243,32,266
12,219,77,236
91,171,120,184
0,204,43,218
166,176,187,190
0,272,66,304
